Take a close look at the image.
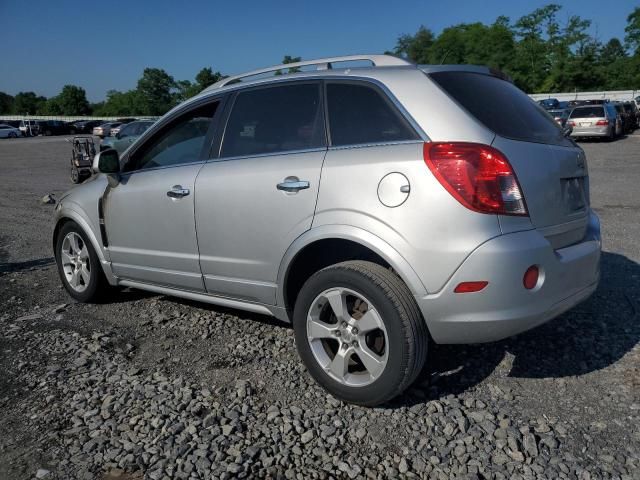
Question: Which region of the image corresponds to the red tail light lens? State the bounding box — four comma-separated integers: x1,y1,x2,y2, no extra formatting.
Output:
523,265,539,290
423,143,528,216
567,121,576,127
595,120,609,126
454,281,488,293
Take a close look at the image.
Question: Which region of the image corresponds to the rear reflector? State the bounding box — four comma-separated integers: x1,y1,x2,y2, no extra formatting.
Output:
424,143,528,216
523,266,539,290
454,281,488,293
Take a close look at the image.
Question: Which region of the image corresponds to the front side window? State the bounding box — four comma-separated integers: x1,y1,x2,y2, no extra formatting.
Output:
326,83,418,147
220,83,324,158
125,102,218,172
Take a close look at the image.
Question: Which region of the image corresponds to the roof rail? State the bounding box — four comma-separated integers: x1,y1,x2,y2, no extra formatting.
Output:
204,54,412,91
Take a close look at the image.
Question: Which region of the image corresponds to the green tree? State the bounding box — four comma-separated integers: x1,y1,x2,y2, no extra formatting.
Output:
0,92,13,114
275,55,302,75
195,67,222,88
95,90,143,116
12,92,46,115
394,26,436,63
54,85,91,115
136,68,176,116
625,7,640,54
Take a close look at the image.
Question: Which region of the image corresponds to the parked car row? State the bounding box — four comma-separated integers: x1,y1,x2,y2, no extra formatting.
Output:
99,120,155,154
538,98,639,141
0,118,147,138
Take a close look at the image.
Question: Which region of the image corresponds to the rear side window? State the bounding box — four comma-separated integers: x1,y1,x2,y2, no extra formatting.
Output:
327,83,418,146
221,83,324,158
430,71,570,146
570,107,605,118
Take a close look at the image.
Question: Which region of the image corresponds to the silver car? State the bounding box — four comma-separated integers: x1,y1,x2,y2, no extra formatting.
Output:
52,55,601,406
568,105,618,140
92,122,122,138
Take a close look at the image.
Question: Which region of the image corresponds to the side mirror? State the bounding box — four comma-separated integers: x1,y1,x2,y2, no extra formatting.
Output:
93,149,120,174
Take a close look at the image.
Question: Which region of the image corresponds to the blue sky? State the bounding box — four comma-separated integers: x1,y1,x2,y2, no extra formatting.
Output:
1,0,636,102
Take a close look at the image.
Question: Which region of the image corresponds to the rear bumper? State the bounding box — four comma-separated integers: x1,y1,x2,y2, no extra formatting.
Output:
417,210,601,344
571,127,610,137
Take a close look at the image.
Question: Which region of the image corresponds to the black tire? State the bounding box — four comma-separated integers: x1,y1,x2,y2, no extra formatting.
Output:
70,166,81,184
45,129,52,136
293,260,428,406
8,132,17,138
55,221,111,303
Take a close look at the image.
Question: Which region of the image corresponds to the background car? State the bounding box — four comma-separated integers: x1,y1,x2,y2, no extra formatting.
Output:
548,108,571,127
18,119,40,136
71,120,106,134
0,123,22,138
568,105,617,140
538,98,559,110
613,103,633,134
92,122,122,138
100,120,155,154
39,120,71,136
622,102,639,130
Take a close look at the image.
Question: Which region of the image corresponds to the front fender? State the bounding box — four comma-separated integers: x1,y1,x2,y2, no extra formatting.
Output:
276,224,428,309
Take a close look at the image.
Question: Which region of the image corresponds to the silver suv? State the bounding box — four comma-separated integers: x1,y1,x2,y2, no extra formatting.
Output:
52,55,601,406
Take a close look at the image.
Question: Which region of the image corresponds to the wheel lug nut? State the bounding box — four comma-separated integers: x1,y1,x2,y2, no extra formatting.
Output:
334,330,341,337
351,341,358,348
341,322,347,328
341,343,349,350
352,328,358,335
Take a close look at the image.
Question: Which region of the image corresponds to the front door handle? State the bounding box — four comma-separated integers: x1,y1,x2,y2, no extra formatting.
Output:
167,185,190,198
277,178,310,193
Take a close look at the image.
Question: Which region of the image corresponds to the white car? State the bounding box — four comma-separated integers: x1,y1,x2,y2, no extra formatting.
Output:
0,124,22,138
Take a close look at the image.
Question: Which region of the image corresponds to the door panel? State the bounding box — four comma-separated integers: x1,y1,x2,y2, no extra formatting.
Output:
105,164,205,290
195,150,326,304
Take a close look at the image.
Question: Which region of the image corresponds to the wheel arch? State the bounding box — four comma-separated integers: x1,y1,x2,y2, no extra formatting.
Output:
53,207,117,285
277,225,427,316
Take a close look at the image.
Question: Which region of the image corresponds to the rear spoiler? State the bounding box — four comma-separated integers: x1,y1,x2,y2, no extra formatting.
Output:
418,65,513,83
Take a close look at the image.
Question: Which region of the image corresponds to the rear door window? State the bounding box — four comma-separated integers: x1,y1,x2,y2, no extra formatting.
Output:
220,83,324,158
430,71,570,146
570,107,605,118
326,82,419,146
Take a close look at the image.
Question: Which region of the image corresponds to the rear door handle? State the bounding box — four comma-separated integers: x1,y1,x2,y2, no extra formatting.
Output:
167,185,190,198
277,178,310,192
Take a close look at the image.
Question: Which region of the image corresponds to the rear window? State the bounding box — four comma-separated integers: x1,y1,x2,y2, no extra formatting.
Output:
430,71,570,146
570,107,605,118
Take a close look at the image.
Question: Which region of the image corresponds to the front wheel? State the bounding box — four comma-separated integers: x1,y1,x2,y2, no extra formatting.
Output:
55,222,110,302
293,261,428,406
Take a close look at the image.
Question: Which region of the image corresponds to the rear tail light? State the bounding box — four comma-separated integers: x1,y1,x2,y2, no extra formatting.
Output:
567,120,576,127
595,120,609,126
423,143,528,216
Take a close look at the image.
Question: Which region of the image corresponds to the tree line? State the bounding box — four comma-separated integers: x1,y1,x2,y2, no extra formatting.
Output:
1,4,638,117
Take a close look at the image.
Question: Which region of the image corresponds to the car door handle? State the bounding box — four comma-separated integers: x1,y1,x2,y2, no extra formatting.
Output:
167,185,190,198
277,179,310,192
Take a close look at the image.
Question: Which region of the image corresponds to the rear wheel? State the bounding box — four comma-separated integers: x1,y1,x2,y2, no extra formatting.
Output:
293,261,428,406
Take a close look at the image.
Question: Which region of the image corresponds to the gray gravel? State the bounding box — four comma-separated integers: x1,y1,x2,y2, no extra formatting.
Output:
1,134,639,479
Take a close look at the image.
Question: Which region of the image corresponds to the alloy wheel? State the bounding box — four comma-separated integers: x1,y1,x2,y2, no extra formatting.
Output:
60,232,91,292
306,287,388,387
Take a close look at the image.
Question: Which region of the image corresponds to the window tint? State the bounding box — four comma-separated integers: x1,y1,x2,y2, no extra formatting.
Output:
570,107,605,118
119,123,136,137
221,83,323,158
125,102,217,172
430,71,571,147
327,83,418,146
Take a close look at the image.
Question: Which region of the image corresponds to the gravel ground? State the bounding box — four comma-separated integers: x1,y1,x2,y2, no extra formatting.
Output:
0,134,639,480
